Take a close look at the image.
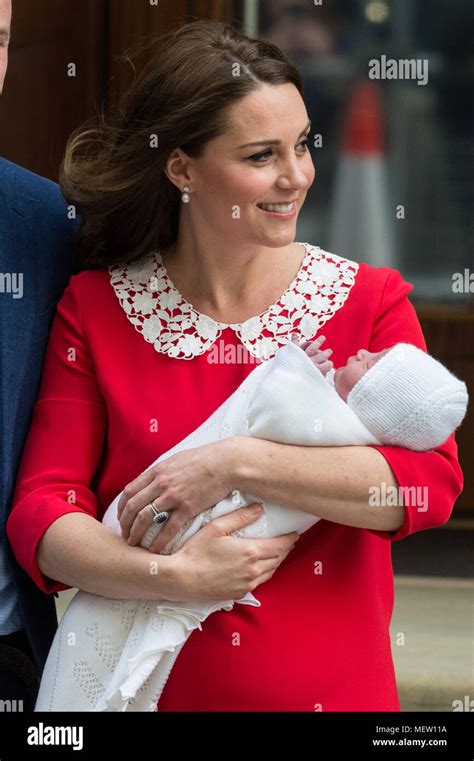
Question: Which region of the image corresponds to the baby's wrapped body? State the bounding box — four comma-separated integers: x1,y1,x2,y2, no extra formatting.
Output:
35,339,468,712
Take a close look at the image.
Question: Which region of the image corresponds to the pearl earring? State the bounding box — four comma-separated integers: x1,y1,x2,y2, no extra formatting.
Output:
181,185,190,203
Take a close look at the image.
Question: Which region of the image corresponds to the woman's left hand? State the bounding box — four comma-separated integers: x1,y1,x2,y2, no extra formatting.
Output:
117,438,238,553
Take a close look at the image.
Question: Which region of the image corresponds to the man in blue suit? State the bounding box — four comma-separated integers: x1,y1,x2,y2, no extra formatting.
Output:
0,0,77,709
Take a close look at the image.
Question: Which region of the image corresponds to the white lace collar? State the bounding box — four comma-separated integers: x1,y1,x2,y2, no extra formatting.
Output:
108,242,359,361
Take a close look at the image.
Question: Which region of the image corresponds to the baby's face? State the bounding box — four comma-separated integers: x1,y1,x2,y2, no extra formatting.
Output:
334,348,390,402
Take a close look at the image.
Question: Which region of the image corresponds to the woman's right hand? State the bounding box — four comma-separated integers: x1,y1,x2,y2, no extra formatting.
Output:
165,504,300,602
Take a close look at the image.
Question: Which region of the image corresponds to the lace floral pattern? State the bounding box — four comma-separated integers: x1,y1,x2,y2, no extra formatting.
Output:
109,243,359,361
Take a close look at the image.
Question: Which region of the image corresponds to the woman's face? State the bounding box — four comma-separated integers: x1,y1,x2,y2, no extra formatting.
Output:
175,83,315,249
334,348,390,402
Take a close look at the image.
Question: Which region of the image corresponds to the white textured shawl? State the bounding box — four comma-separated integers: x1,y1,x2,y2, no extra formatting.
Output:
35,341,379,712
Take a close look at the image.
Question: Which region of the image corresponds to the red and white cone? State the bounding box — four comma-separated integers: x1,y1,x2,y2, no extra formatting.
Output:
328,81,395,267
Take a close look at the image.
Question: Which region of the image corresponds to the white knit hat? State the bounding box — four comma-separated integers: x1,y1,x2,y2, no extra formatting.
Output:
346,343,468,451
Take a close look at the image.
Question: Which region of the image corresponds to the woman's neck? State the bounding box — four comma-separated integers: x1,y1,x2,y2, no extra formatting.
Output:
160,240,305,324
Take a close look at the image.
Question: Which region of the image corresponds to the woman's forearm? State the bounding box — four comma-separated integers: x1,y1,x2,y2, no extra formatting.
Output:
227,437,405,532
37,512,180,600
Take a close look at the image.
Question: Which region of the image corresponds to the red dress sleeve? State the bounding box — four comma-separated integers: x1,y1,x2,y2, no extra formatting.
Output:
366,268,464,541
6,275,107,593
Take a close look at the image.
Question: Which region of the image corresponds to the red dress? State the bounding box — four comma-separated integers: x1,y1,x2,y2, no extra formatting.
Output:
7,242,463,712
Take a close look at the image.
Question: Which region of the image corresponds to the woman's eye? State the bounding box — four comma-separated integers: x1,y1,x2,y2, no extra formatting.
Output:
249,138,310,163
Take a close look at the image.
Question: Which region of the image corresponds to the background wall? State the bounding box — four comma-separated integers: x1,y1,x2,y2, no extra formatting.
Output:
0,0,232,179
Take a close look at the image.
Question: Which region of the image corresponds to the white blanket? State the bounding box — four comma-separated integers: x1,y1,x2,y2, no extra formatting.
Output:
35,341,380,712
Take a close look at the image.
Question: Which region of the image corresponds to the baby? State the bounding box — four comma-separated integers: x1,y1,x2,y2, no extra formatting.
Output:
291,333,389,400
291,333,468,452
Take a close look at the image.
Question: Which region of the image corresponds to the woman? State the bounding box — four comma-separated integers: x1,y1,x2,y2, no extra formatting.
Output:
7,20,463,712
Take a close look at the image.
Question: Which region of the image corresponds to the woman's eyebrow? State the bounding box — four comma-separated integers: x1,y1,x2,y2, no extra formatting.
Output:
237,120,312,150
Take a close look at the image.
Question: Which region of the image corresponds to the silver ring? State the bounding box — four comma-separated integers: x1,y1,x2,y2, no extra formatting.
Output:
149,502,170,524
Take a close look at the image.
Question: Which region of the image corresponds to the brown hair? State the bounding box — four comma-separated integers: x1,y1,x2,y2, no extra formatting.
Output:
60,19,304,270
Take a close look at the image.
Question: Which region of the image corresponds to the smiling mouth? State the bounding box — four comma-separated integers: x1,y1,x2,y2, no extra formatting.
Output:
257,198,298,205
256,201,297,214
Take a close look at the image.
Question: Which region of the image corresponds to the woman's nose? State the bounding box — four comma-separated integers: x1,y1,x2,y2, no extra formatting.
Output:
278,158,308,188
